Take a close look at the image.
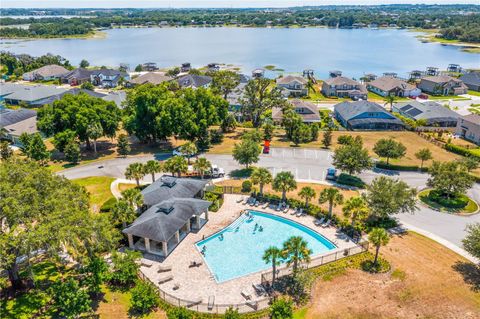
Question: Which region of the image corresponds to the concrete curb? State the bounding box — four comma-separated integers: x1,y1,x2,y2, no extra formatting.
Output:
110,178,150,199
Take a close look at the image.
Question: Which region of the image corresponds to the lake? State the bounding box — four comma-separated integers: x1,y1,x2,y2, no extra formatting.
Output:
2,27,479,78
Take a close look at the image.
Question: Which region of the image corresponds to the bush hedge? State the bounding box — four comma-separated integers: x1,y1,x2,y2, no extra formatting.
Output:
445,143,480,159
428,189,469,209
336,173,366,188
376,162,427,172
100,197,117,212
241,180,252,193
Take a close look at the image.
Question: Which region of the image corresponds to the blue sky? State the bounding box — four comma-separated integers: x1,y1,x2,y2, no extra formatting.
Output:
3,1,479,9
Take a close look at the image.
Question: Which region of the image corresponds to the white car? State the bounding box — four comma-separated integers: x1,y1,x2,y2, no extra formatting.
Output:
172,146,194,157
211,164,225,178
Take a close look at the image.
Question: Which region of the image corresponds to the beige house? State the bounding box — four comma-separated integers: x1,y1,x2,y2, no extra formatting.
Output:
367,76,421,97
22,64,69,81
272,99,320,123
276,75,308,97
418,75,468,96
321,76,368,100
455,114,480,145
126,72,173,87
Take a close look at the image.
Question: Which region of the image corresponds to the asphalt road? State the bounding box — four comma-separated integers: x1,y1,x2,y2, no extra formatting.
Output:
59,147,480,253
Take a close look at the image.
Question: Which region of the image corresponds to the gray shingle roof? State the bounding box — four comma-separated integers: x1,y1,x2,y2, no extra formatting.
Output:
129,72,173,85
368,76,416,92
23,64,69,78
61,68,94,81
0,108,37,127
176,74,212,88
393,101,460,121
34,88,106,105
0,83,67,103
276,75,308,85
122,198,211,242
460,72,480,86
334,100,387,121
323,76,360,87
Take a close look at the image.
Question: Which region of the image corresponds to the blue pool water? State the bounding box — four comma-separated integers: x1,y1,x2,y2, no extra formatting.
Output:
196,210,336,282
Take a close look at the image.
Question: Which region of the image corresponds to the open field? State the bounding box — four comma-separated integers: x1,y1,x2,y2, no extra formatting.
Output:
72,176,115,211
303,232,480,319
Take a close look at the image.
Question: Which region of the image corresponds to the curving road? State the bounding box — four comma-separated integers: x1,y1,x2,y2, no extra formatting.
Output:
59,147,480,261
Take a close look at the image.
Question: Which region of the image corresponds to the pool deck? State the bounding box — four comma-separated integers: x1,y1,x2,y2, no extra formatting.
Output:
139,194,358,307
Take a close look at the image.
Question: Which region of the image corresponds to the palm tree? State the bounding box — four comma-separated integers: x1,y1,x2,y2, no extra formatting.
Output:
384,94,396,112
124,162,145,186
368,228,390,266
181,142,198,164
121,188,144,209
306,78,316,95
282,236,312,274
193,157,211,179
272,171,297,203
164,155,188,177
318,188,344,218
262,246,282,286
86,122,103,154
111,199,137,229
144,160,162,182
298,186,316,207
251,167,273,196
342,196,369,228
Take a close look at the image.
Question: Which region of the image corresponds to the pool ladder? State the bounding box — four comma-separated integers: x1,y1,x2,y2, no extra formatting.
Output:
226,214,248,232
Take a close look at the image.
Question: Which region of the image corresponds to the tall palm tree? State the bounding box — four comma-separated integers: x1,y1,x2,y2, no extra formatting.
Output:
262,246,282,286
342,196,369,228
318,187,344,218
272,171,297,203
384,94,396,112
298,186,316,207
282,236,312,274
181,142,198,164
121,188,144,209
164,155,188,177
111,199,137,229
368,228,390,266
144,160,162,182
86,122,103,154
251,167,273,196
193,157,211,179
124,162,145,186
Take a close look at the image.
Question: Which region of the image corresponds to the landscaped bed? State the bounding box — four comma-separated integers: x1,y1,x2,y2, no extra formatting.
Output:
418,189,478,215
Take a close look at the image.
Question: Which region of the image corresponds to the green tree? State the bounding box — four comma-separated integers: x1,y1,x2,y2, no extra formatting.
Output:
298,186,316,207
232,138,261,168
111,199,137,229
384,94,396,111
373,138,406,165
117,134,130,157
365,176,417,219
166,307,193,319
272,171,297,202
263,122,275,141
19,132,49,162
322,129,332,149
332,140,372,175
427,161,474,199
64,140,81,164
463,223,480,260
130,280,160,314
220,113,237,133
80,81,94,90
240,78,286,127
343,196,369,228
53,129,77,152
224,307,241,319
121,188,144,209
164,155,188,177
86,122,103,154
134,64,143,72
415,148,433,169
109,250,141,286
181,142,198,164
368,228,390,266
282,236,312,274
318,187,344,218
251,167,273,196
291,124,312,146
80,256,108,297
0,141,13,161
211,70,241,99
241,129,263,143
79,59,90,68
458,156,480,172
193,157,211,179
282,107,303,141
144,160,162,182
270,298,293,319
125,162,145,186
263,246,283,287
51,278,91,319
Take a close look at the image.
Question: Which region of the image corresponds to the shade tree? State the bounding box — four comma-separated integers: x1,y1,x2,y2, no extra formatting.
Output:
232,138,261,168
373,138,406,165
251,167,273,196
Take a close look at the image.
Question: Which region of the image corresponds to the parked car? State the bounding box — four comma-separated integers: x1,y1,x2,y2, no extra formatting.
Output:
172,146,195,157
326,168,337,181
211,164,225,178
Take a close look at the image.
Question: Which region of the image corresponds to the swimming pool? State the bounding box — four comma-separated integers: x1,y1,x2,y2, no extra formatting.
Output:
195,210,336,283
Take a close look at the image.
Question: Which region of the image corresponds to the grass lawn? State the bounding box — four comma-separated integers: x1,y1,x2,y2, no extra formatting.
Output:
303,231,480,319
468,90,480,97
418,189,479,215
72,176,115,212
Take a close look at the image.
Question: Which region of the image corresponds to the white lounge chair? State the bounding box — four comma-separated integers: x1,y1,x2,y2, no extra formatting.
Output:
262,202,269,209
282,205,290,213
241,289,252,300
314,217,325,226
157,265,172,273
158,275,173,284
237,196,244,203
296,208,304,217
291,207,298,215
208,295,215,310
252,283,267,296
322,219,331,228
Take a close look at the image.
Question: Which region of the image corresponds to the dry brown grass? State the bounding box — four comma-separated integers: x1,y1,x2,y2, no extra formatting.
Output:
304,232,480,319
118,183,138,193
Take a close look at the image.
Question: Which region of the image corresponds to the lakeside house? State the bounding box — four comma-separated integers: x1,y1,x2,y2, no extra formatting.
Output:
60,68,94,86
126,72,173,87
0,108,38,145
459,72,480,92
90,69,129,88
455,114,480,145
418,75,468,96
123,175,210,257
272,99,320,123
321,76,368,100
181,62,191,73
367,76,421,97
0,83,67,106
334,100,404,130
276,75,308,97
392,101,460,127
176,74,212,89
22,64,69,82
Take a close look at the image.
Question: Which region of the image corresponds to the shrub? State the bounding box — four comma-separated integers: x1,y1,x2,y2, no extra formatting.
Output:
337,135,355,145
336,173,366,188
100,197,117,212
224,307,241,319
364,216,398,232
445,143,480,159
209,129,224,144
130,280,160,314
241,180,252,193
376,161,427,172
428,189,469,209
270,298,294,319
167,307,193,319
361,258,391,273
242,121,254,128
204,191,224,212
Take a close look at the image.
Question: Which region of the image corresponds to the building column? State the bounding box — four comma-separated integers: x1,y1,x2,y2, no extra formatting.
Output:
205,210,209,221
145,238,151,252
162,241,168,256
196,215,201,229
127,234,134,249
186,219,191,232
175,231,180,243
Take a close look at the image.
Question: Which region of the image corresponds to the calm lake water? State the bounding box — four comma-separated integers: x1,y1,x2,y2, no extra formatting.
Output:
2,27,479,78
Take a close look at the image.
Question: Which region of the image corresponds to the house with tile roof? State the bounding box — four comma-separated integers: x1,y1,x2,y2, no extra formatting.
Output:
418,75,468,96
367,76,421,97
455,114,480,145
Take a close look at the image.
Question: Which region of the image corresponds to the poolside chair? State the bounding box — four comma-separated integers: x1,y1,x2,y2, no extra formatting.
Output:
246,300,258,310
282,205,290,213
314,217,325,226
255,200,260,207
296,208,304,217
187,297,203,308
173,282,180,290
237,196,244,203
189,260,203,268
207,295,215,310
252,283,267,296
291,207,298,215
242,197,249,205
262,202,269,209
241,289,252,300
322,219,331,228
158,275,173,284
157,265,172,273
141,260,154,268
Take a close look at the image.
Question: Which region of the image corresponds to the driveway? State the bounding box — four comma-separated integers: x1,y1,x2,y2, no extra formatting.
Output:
58,147,480,260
